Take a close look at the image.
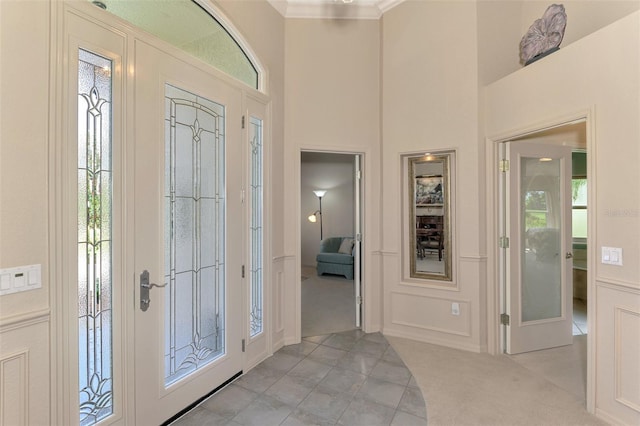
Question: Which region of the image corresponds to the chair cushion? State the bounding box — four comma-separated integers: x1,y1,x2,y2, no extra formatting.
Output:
338,238,354,254
319,237,343,253
316,253,354,265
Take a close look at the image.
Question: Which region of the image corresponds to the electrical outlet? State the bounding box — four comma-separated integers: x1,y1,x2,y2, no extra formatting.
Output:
451,302,460,316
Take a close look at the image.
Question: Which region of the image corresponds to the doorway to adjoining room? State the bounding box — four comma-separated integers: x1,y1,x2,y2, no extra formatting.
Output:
501,122,590,405
300,151,362,337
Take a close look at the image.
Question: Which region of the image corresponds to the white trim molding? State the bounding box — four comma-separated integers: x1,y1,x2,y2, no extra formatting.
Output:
266,0,405,19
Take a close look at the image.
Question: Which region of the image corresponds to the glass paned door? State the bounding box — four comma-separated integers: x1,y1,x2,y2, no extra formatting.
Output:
521,157,562,322
504,141,573,354
134,40,243,425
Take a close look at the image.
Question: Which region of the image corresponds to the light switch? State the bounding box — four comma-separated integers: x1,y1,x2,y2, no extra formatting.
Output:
28,268,40,286
602,247,623,266
0,264,42,296
0,274,10,291
14,273,26,288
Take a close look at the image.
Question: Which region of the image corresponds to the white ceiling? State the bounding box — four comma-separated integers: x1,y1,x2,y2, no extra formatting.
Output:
266,0,406,19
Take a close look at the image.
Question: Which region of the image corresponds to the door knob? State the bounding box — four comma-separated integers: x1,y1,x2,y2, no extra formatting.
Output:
566,252,573,259
140,270,167,312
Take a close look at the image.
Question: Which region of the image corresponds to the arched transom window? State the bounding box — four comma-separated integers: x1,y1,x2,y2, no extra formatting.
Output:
91,0,260,89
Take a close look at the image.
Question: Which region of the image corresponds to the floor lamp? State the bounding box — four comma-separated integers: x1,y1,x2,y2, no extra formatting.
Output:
308,190,326,240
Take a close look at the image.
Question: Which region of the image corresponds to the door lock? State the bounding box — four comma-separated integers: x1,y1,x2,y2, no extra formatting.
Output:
140,270,167,312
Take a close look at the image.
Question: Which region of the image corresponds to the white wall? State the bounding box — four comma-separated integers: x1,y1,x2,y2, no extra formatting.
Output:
284,18,381,339
485,11,640,424
0,1,51,423
381,0,486,352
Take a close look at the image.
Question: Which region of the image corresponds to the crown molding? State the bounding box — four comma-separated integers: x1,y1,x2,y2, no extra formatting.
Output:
266,0,405,20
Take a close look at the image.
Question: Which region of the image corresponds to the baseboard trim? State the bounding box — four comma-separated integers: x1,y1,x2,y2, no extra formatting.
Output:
383,327,485,353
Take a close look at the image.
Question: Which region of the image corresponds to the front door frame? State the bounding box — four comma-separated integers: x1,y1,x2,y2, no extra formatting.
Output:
50,1,271,423
485,109,596,413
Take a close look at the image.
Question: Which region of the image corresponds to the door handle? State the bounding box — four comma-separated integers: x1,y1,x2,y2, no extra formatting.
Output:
140,270,167,312
565,252,573,259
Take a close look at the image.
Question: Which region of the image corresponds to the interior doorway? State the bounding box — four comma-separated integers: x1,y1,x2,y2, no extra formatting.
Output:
499,121,590,404
300,151,362,338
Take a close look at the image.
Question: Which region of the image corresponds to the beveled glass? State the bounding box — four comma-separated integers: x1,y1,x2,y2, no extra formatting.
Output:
249,116,263,337
164,84,226,386
77,48,113,426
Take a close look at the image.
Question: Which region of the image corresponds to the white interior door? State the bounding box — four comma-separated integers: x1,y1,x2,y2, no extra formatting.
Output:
133,40,243,424
503,141,573,354
354,155,362,328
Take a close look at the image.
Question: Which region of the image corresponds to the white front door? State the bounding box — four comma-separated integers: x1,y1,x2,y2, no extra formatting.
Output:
502,141,573,354
133,40,244,424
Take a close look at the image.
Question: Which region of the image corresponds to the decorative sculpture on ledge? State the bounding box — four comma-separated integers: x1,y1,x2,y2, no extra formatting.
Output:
520,4,567,66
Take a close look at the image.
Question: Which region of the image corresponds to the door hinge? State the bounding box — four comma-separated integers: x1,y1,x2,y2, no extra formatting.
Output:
499,236,510,248
242,339,246,352
500,313,510,326
356,170,362,180
356,296,363,305
242,265,245,278
356,233,362,242
242,115,245,129
499,159,509,172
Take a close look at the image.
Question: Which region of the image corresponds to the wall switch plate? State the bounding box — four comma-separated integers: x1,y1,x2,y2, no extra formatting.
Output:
601,247,623,266
0,264,42,296
451,302,460,316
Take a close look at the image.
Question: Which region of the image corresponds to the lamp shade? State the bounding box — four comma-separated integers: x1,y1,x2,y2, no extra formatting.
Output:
313,190,326,198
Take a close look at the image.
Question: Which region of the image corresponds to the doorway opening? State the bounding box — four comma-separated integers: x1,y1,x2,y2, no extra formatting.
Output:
300,151,362,338
499,121,590,405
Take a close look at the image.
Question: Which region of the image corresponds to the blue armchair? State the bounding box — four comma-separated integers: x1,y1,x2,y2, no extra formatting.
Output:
316,237,355,280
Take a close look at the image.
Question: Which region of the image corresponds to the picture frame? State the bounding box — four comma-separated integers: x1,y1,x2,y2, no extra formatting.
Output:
415,175,443,206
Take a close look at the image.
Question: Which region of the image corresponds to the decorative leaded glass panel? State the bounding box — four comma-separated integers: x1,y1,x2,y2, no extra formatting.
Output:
89,0,258,89
249,116,263,337
78,49,113,425
164,84,226,386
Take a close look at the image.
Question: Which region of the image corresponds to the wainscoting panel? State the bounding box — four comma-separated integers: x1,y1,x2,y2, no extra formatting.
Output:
382,251,485,352
0,311,50,426
596,281,640,425
615,306,640,412
0,350,27,426
390,292,471,336
271,256,287,351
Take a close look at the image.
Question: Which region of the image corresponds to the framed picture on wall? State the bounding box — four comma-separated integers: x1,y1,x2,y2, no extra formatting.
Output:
415,175,443,206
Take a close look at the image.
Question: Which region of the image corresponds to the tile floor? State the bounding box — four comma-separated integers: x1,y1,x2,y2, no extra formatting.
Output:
172,330,427,426
573,298,588,335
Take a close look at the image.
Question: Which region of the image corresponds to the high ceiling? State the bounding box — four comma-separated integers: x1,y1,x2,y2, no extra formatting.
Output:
266,0,405,19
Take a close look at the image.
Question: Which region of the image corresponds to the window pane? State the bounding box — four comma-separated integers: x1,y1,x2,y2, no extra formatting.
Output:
572,178,587,207
164,84,226,386
78,49,113,426
521,157,562,322
93,0,258,89
249,116,263,337
572,209,587,238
